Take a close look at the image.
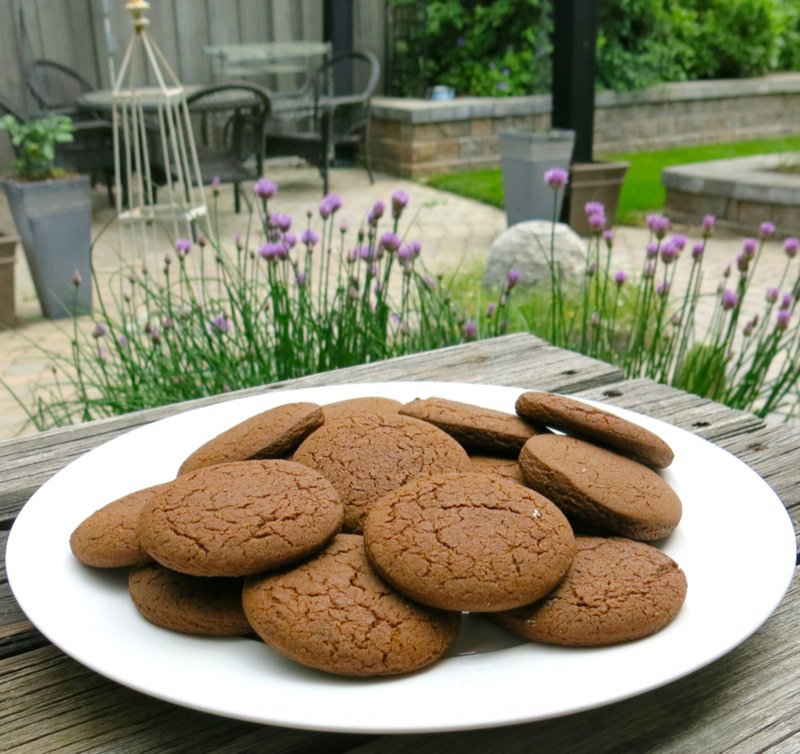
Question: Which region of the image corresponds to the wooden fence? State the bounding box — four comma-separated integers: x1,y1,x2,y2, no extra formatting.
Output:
0,0,386,164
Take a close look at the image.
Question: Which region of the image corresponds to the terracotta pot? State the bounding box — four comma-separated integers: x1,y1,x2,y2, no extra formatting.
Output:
565,161,630,235
0,230,19,328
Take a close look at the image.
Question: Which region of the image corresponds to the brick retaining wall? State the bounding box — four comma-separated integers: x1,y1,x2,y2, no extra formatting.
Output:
369,73,800,178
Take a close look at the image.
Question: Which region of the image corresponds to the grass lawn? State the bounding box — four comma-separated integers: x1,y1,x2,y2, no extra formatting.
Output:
424,135,800,225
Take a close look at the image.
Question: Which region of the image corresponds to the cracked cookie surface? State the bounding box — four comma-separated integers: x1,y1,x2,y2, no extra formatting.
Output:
128,563,250,636
515,391,674,468
363,472,575,612
322,396,402,421
70,483,167,568
177,402,324,476
242,533,460,677
292,412,471,532
137,460,343,577
492,536,688,646
469,454,526,485
518,434,682,540
400,396,545,456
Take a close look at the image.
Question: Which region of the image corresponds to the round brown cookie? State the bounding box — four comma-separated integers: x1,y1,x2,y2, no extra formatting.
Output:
292,412,471,532
469,454,526,485
137,460,344,577
518,434,682,541
322,396,402,421
242,534,460,677
363,472,575,612
69,483,168,568
492,536,687,646
177,402,324,476
399,397,545,457
128,563,250,636
515,391,674,469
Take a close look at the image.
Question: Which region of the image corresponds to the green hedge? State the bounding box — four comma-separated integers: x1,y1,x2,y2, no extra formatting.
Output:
387,0,800,96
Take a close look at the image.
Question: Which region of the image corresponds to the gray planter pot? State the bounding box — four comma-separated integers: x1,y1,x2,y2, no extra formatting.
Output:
1,174,92,319
0,230,19,328
499,129,575,227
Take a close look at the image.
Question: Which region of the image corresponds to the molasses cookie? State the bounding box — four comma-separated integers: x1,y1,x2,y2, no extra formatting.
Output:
515,391,674,468
399,396,545,456
137,460,344,577
70,483,167,568
518,434,682,541
177,402,324,476
322,396,402,421
469,454,526,485
292,413,470,532
492,536,687,646
363,472,575,612
242,534,460,677
128,563,251,636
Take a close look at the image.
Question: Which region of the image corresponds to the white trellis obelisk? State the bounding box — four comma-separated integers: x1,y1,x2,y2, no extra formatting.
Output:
112,0,207,251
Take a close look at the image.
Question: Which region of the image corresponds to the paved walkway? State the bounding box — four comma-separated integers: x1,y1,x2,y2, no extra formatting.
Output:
0,164,792,440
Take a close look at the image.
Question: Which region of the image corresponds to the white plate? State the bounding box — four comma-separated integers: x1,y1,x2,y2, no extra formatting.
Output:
6,382,797,734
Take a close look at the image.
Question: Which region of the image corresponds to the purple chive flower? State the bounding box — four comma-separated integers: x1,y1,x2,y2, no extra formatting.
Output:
742,238,757,259
584,201,605,218
702,214,716,237
646,242,659,259
209,314,233,335
504,268,521,291
91,322,108,339
691,242,705,260
613,270,629,286
254,177,277,199
760,221,776,238
301,228,321,247
176,238,192,256
211,175,221,194
497,81,508,91
379,231,401,252
269,212,292,232
736,253,750,273
391,190,410,219
319,193,343,219
588,212,606,232
780,293,794,310
544,167,568,190
368,200,385,224
671,234,687,251
71,269,82,287
463,319,478,341
296,271,307,286
660,240,680,265
656,281,671,297
162,315,174,332
647,214,670,240
117,334,129,349
777,309,792,330
784,237,799,258
766,287,780,304
602,229,614,248
721,289,739,311
197,233,207,248
235,233,243,251
743,315,758,337
486,303,497,317
283,233,297,250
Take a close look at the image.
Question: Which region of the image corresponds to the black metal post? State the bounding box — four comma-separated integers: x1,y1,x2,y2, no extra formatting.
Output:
323,0,354,58
551,0,599,164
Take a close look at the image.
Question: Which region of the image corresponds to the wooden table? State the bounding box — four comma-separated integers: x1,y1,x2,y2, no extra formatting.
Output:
2,333,798,753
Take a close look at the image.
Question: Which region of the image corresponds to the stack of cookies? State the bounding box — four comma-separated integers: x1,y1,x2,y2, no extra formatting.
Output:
70,391,687,677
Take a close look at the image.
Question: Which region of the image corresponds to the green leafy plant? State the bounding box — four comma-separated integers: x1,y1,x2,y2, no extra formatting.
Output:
486,173,800,420
0,113,74,180
5,181,468,430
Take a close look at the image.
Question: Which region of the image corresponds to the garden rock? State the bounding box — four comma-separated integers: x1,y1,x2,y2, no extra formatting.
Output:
483,221,587,288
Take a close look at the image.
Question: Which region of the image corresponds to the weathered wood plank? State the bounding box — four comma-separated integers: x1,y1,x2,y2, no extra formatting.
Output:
0,335,625,525
173,0,210,85
346,573,800,754
0,645,373,753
